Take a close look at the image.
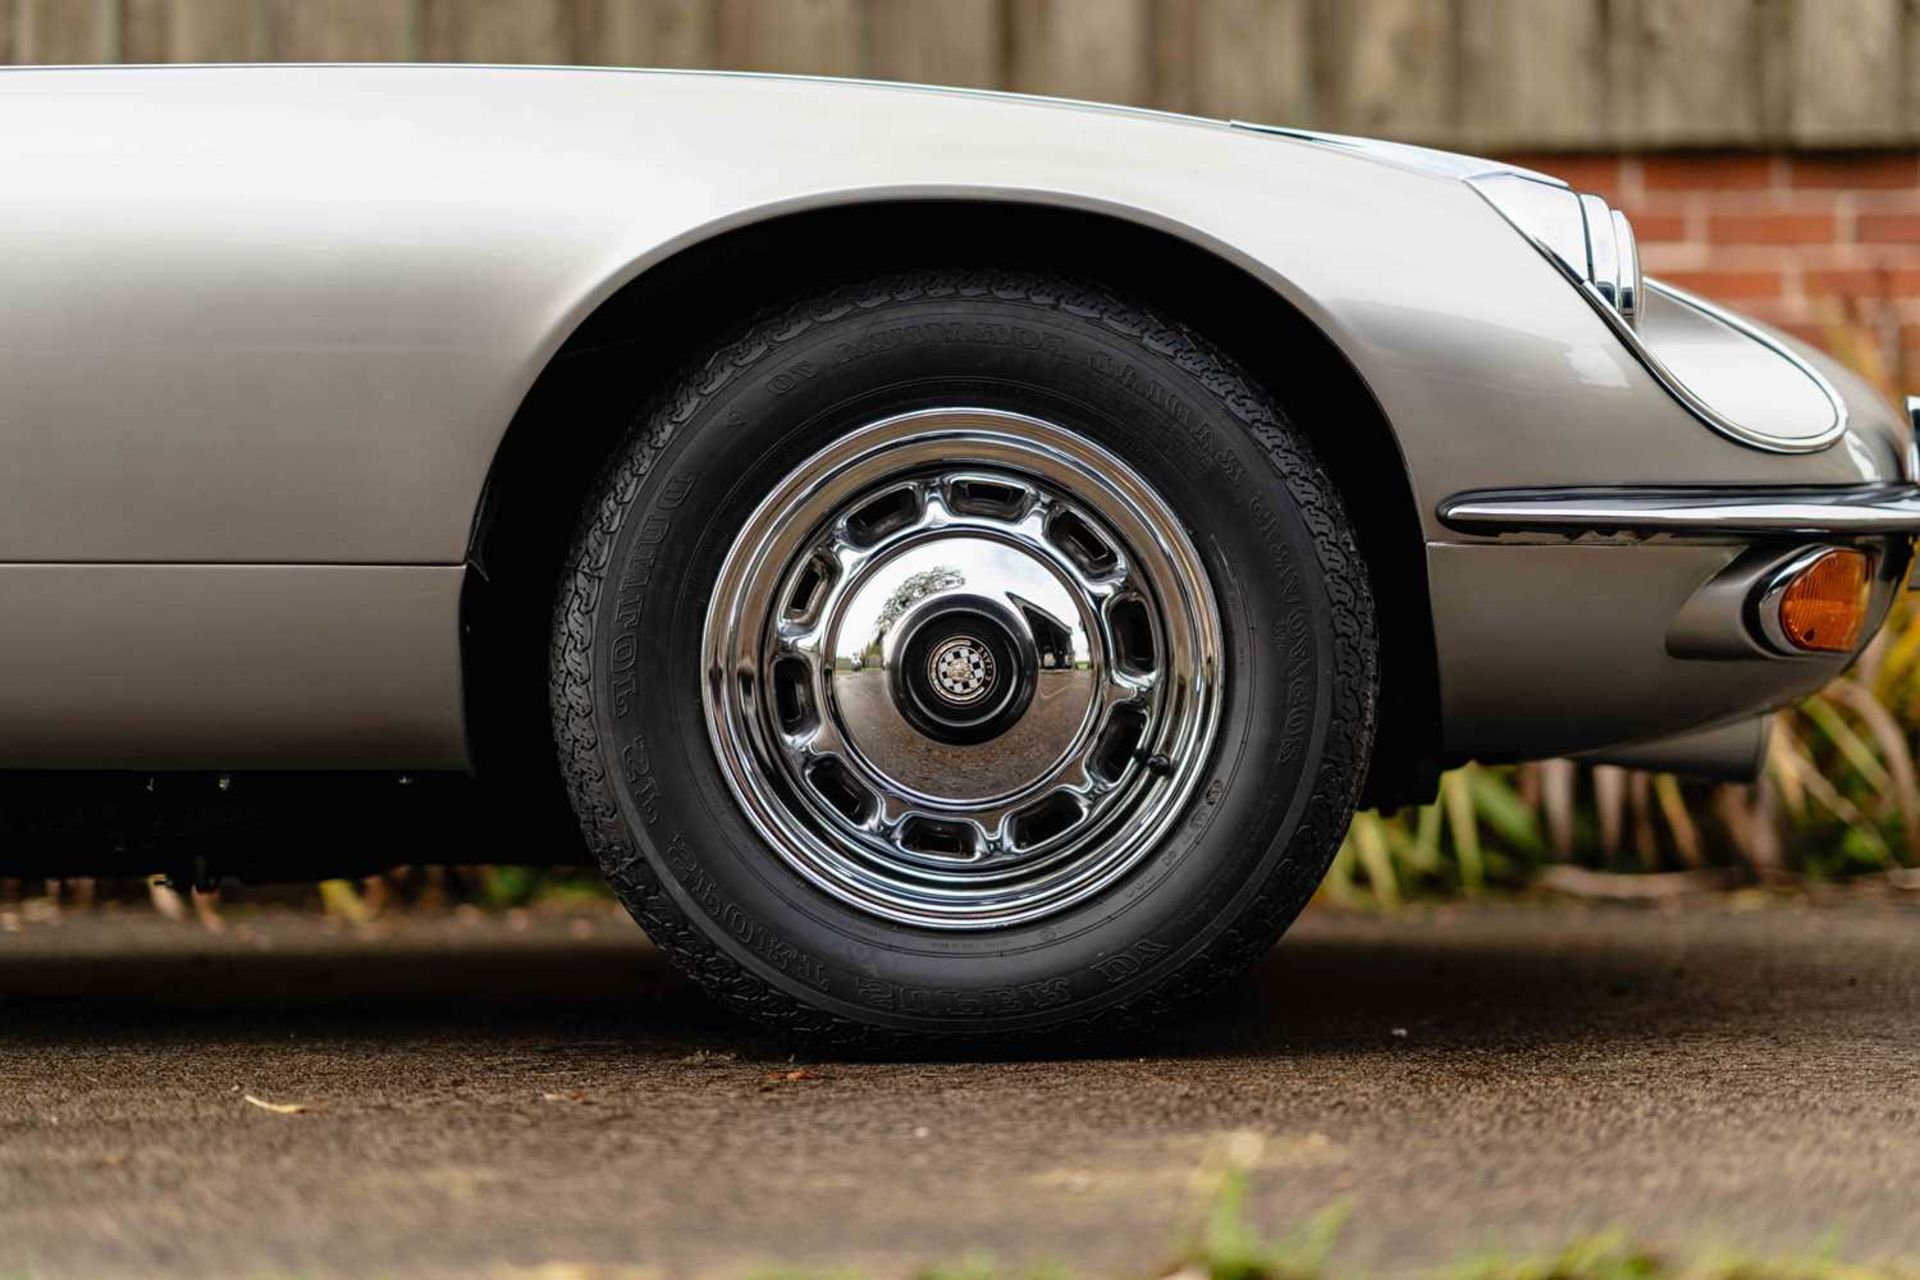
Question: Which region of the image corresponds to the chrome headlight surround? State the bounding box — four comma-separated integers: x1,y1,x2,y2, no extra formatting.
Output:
1467,171,1846,455
1470,173,1642,329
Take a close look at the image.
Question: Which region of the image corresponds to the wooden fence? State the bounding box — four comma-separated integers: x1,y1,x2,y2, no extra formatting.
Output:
4,0,1918,151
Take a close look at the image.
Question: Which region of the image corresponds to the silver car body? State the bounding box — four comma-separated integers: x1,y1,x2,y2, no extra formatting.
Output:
0,65,1910,776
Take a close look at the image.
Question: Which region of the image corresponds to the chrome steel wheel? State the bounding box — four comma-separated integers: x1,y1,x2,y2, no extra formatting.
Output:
703,408,1223,929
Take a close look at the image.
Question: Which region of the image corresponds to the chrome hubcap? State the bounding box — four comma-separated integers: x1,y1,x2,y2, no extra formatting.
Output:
703,408,1222,929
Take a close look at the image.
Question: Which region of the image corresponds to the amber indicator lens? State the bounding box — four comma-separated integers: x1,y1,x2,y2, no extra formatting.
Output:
1778,549,1872,653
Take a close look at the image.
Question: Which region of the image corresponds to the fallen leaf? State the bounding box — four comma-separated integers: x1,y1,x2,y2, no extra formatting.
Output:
243,1094,309,1115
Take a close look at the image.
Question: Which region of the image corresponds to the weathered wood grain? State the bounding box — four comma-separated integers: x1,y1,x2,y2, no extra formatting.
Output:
1458,0,1607,149
2,0,1918,149
717,0,860,76
14,0,120,63
1157,0,1312,123
123,0,259,62
1782,0,1904,145
1011,0,1153,106
1608,0,1767,146
1315,0,1455,144
1910,0,1920,138
866,0,999,90
422,0,572,63
263,0,416,61
584,0,716,68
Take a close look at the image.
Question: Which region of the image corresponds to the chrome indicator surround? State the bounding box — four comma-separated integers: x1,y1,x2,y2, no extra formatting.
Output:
1438,483,1920,538
1751,544,1876,658
1470,174,1846,454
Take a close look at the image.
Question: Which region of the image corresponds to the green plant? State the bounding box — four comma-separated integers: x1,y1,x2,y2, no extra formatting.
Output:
1188,1170,1348,1280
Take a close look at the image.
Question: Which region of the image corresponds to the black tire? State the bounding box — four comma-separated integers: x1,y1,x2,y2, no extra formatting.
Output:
551,269,1377,1047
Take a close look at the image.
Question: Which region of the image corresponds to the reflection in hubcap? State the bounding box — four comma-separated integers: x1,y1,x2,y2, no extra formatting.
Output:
702,408,1222,930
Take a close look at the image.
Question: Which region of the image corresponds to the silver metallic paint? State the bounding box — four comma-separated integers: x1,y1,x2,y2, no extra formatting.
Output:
1577,716,1772,782
0,65,1903,566
0,565,465,768
1425,540,1899,761
0,65,1907,768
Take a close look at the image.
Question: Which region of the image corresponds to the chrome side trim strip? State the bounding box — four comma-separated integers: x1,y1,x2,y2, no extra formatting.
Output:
1439,484,1920,537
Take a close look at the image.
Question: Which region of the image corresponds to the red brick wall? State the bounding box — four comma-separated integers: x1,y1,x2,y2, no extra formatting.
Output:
1500,151,1920,394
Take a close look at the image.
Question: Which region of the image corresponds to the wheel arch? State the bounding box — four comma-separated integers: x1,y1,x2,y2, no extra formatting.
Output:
464,197,1440,853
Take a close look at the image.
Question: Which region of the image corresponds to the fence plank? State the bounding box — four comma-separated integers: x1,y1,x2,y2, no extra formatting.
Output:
422,0,572,63
263,0,415,60
7,0,1920,147
1150,0,1196,113
1783,0,1904,145
1158,0,1312,123
716,0,860,76
120,0,162,60
865,0,999,90
583,0,716,68
1458,0,1606,149
1608,0,1766,146
1317,0,1454,143
14,0,119,62
123,0,260,61
1011,0,1152,106
1910,0,1920,139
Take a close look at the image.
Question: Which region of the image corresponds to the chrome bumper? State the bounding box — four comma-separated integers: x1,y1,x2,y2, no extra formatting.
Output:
1439,483,1920,538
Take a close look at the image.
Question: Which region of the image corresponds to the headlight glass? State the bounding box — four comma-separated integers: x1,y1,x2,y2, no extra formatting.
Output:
1470,173,1642,330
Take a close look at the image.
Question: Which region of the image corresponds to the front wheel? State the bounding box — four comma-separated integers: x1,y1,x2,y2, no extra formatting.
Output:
552,270,1377,1045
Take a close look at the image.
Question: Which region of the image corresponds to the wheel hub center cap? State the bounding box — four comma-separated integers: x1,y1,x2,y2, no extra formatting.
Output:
930,637,993,704
830,535,1078,792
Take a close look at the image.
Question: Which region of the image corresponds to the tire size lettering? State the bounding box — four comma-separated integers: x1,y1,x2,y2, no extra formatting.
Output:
619,732,660,827
661,833,830,991
1090,937,1171,985
853,975,1070,1016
